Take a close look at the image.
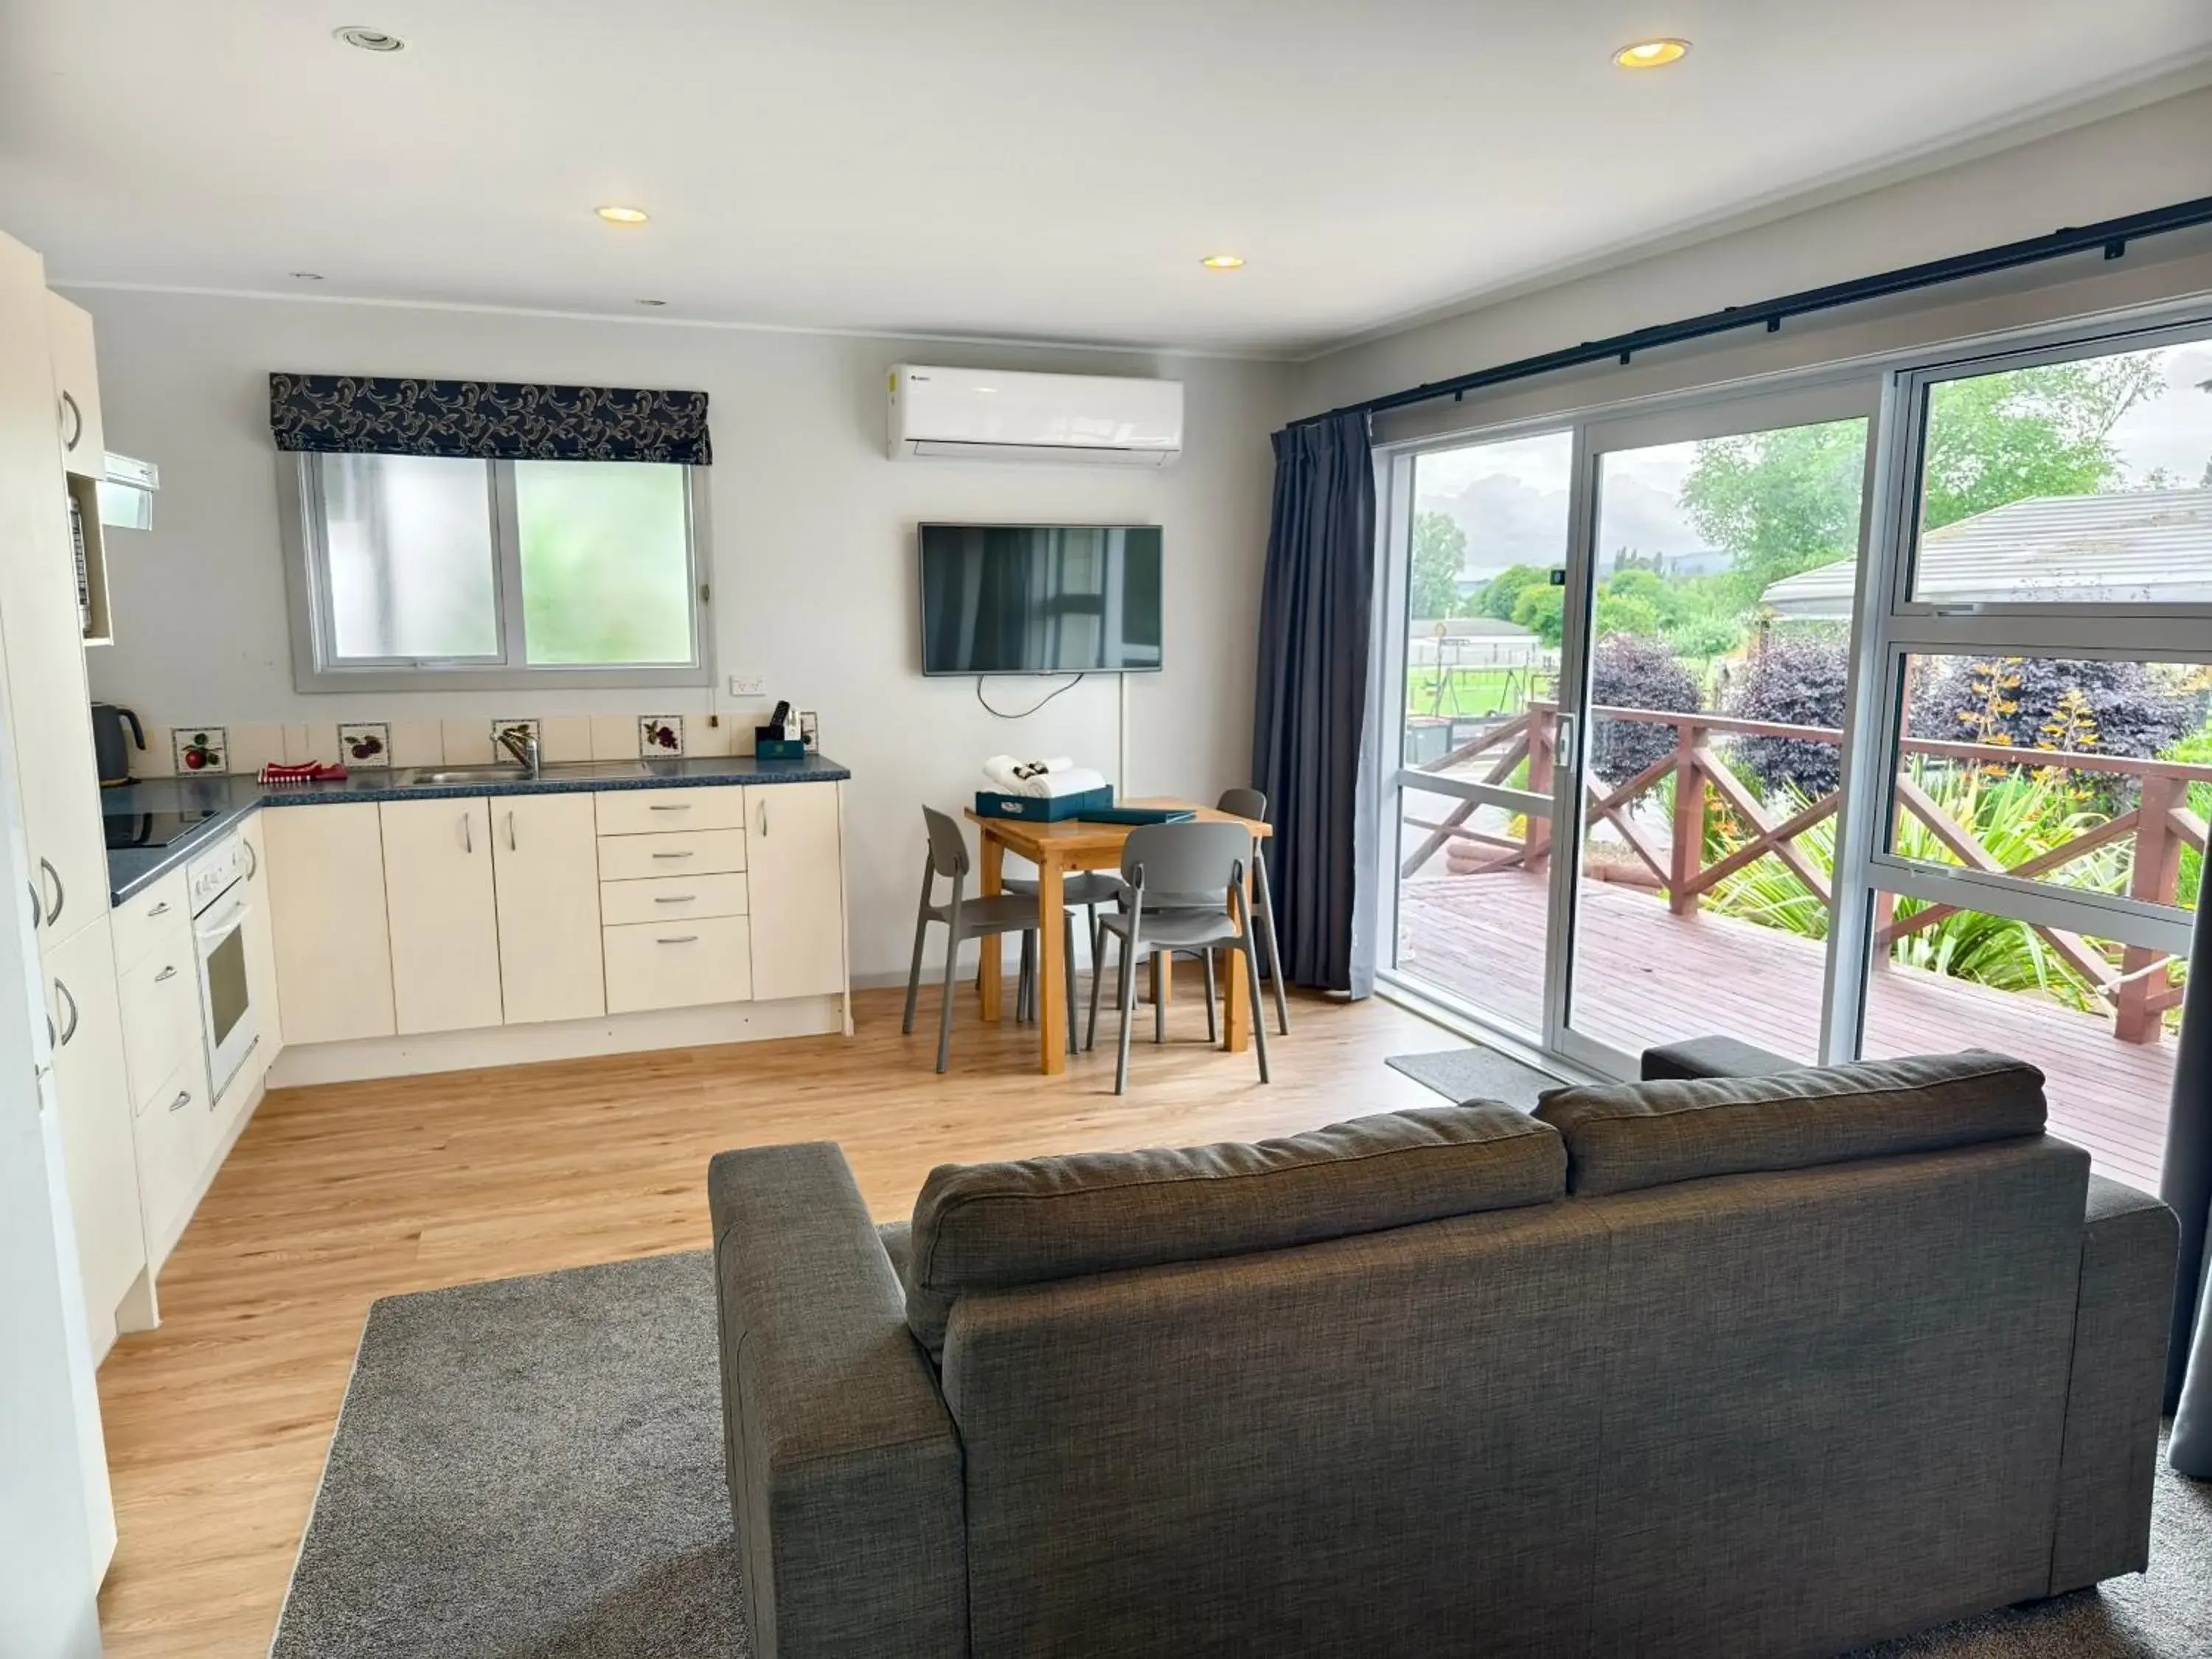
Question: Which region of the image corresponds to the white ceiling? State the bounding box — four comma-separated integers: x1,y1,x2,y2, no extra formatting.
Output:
1,1,2207,356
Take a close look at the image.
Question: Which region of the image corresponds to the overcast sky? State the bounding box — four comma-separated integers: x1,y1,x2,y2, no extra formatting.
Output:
1413,338,2212,579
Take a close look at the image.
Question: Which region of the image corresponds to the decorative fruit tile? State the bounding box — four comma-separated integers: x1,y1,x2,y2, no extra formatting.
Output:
338,721,391,768
639,715,685,757
490,717,540,761
172,726,226,775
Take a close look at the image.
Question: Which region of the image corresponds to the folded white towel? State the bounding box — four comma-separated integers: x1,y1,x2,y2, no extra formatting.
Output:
1012,755,1076,779
1030,767,1108,800
981,754,1032,795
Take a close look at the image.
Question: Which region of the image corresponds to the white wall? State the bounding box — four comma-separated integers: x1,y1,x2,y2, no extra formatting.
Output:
72,289,1289,978
1293,85,2212,428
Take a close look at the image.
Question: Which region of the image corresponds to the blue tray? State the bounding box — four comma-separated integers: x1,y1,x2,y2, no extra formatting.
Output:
974,785,1114,822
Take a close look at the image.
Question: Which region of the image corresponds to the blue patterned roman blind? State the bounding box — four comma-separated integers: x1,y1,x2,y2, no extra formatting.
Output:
268,374,712,465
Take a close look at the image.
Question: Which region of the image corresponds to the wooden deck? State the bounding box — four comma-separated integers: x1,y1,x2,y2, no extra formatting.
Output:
1399,868,2174,1192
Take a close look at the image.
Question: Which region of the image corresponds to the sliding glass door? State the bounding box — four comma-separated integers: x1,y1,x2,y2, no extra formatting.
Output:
1552,390,1877,1074
1382,428,1573,1041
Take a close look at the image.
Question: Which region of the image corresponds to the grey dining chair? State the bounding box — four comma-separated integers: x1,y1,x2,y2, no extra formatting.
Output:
904,807,1077,1073
1087,821,1270,1094
1216,787,1291,1036
1002,866,1125,1030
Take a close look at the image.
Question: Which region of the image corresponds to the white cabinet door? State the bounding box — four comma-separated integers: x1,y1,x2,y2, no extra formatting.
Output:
47,918,143,1335
381,798,502,1035
45,293,103,479
742,783,848,1002
0,236,107,947
491,793,604,1025
262,804,395,1045
239,812,281,1068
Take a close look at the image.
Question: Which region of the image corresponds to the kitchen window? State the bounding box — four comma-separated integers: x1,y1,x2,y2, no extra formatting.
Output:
280,452,711,691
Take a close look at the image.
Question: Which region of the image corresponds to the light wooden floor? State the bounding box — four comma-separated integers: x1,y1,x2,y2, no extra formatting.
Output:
92,976,1449,1658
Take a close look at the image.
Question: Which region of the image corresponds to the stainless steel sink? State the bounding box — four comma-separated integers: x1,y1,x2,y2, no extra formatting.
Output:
391,764,529,786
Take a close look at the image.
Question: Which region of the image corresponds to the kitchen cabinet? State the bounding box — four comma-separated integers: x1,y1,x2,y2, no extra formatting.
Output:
264,803,396,1044
595,826,746,882
132,1048,213,1262
381,797,502,1035
491,793,604,1025
47,917,142,1346
44,292,104,479
744,782,847,1001
0,237,108,947
116,926,200,1115
604,914,753,1014
237,811,281,1088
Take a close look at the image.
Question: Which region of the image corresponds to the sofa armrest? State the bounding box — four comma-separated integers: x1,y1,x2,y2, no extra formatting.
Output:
709,1144,967,1659
1638,1035,1801,1082
2049,1175,2177,1594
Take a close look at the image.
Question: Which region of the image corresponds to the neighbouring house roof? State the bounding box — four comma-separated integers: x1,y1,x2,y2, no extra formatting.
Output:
1759,488,2212,617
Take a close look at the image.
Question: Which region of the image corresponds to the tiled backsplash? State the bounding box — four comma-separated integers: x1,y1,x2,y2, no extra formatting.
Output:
136,711,771,779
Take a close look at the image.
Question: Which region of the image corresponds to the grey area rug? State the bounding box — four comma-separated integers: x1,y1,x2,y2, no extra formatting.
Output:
276,1252,2212,1658
1385,1043,1565,1110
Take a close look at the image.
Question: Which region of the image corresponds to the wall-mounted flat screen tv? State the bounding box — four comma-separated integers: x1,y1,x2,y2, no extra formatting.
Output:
919,524,1162,675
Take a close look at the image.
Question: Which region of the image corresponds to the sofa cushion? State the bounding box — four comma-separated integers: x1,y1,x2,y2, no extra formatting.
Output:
1534,1050,2046,1197
904,1103,1565,1357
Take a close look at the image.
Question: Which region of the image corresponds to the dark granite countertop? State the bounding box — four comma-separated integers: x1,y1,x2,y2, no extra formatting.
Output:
103,751,850,904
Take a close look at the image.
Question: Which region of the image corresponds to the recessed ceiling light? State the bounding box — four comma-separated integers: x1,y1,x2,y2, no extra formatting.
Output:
290,271,324,282
595,205,650,226
1200,254,1245,271
1613,38,1689,69
636,298,667,307
334,27,406,52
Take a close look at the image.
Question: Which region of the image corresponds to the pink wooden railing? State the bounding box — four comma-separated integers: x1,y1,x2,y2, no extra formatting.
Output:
1401,701,2211,1045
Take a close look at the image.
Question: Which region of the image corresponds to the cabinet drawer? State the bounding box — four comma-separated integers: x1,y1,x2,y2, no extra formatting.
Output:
598,872,748,927
596,787,749,836
119,946,202,1113
596,828,746,882
603,915,753,1014
112,869,191,973
132,1050,211,1249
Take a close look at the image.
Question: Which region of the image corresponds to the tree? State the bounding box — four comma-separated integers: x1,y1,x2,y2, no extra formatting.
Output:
1679,418,1868,605
1478,562,1548,624
1921,354,2162,530
1588,633,1703,783
1725,633,1852,796
1409,511,1466,622
1908,655,2196,765
1512,582,1564,645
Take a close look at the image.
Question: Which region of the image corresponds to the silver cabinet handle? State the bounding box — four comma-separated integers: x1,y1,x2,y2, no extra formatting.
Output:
653,894,695,904
649,802,689,812
651,850,693,860
55,978,78,1046
149,900,171,917
168,1089,192,1113
154,964,178,983
462,813,473,854
656,935,699,945
243,841,258,881
59,390,82,451
26,878,38,920
39,857,61,925
759,799,768,837
507,811,517,852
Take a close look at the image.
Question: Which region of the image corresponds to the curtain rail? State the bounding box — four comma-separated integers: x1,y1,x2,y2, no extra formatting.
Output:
1291,194,2212,431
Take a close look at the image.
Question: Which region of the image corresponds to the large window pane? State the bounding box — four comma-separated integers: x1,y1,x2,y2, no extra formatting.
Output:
1862,894,2183,1191
1906,335,2212,606
1392,430,1571,1037
1884,651,2211,914
319,453,498,659
1563,417,1869,1065
515,461,694,665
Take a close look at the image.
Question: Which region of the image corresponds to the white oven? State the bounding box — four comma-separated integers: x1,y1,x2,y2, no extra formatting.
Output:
188,834,258,1102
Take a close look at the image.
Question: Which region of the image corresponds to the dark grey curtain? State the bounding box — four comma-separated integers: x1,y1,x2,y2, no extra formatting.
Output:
1250,412,1376,995
2162,858,2212,1436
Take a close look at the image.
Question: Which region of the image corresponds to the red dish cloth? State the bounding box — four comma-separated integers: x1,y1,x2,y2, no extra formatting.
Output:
257,762,349,784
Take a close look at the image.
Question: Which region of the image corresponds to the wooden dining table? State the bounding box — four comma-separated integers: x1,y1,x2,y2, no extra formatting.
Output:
964,799,1274,1076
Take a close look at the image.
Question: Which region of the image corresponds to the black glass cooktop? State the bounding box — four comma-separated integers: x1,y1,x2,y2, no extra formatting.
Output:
102,810,223,851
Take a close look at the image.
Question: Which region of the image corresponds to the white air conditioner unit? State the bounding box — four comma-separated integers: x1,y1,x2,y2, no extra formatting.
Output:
888,365,1183,467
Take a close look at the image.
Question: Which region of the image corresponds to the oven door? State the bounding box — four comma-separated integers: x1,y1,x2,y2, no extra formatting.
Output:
195,883,258,1102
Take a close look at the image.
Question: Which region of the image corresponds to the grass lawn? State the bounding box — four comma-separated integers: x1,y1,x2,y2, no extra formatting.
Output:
1406,666,1528,717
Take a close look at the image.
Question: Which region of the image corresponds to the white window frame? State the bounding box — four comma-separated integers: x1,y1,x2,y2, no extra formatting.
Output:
277,453,714,693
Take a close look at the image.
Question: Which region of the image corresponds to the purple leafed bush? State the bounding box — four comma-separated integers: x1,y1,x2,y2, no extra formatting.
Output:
1725,632,1851,797
1587,633,1703,784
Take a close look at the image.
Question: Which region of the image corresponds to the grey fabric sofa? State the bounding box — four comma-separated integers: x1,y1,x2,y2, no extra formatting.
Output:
708,1051,2177,1659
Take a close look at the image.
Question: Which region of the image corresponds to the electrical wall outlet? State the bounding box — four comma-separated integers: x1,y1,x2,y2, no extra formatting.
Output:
728,673,766,697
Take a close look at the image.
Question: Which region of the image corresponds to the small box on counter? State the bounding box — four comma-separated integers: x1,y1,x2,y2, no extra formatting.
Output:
754,732,808,759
